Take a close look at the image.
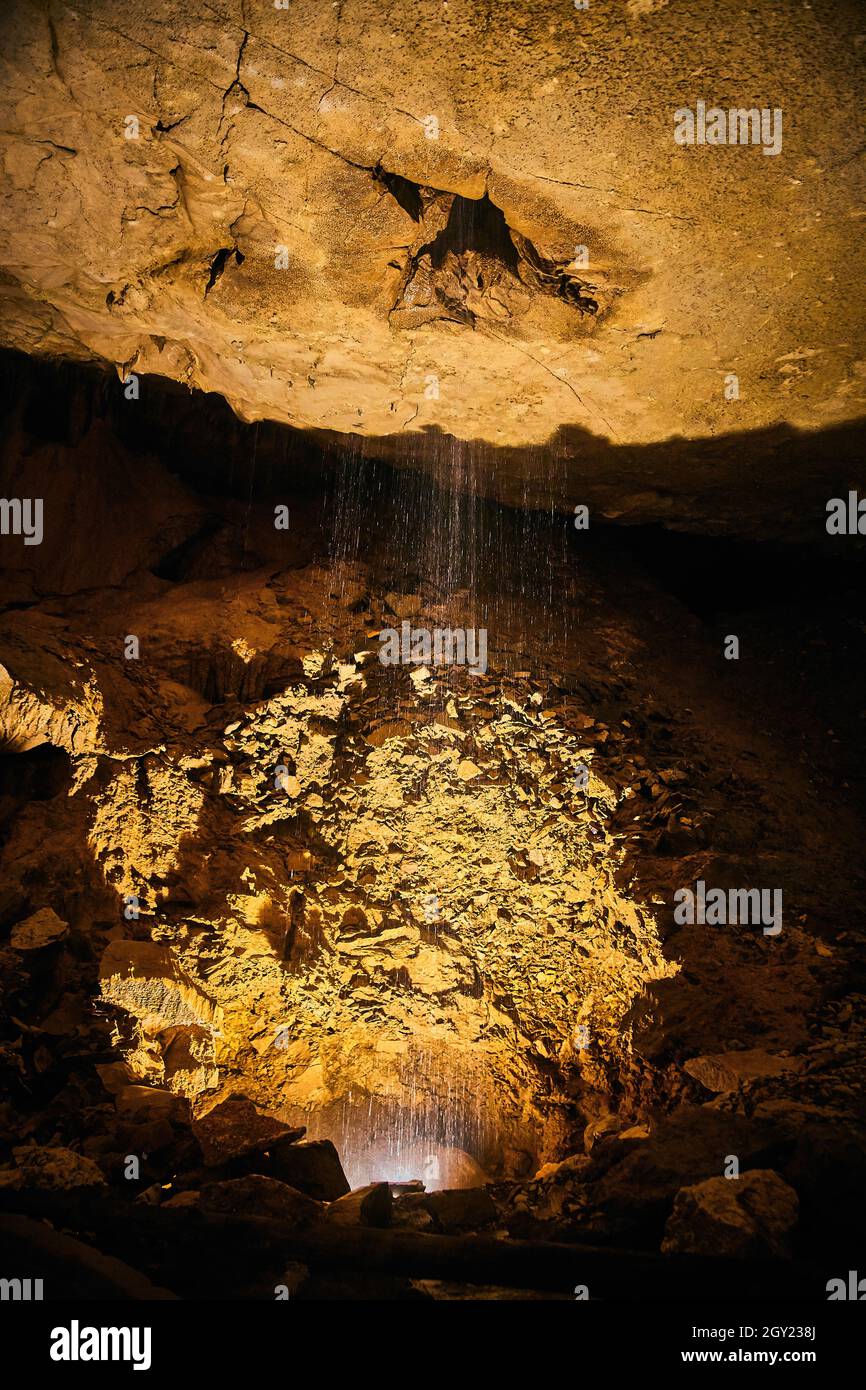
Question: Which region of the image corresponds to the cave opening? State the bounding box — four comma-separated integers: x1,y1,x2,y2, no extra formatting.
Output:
386,181,600,328
423,193,522,274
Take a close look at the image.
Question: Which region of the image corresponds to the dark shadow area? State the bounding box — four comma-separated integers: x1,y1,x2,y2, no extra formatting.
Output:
3,347,865,546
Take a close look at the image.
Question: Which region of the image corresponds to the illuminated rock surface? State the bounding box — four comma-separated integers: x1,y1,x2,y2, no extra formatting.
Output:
1,0,865,532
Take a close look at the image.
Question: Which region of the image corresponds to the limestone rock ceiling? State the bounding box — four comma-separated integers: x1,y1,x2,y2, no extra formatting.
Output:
1,0,865,531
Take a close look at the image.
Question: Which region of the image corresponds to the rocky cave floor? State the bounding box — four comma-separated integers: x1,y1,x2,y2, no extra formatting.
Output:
1,355,865,1299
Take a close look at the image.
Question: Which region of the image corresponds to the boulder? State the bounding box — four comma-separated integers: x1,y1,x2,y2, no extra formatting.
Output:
392,1203,436,1232
589,1106,790,1239
11,1144,106,1191
114,1118,178,1157
162,1190,201,1209
95,1061,135,1096
662,1169,799,1259
533,1153,587,1182
199,1175,325,1227
684,1050,802,1094
192,1094,306,1166
10,908,68,951
420,1147,489,1190
266,1138,350,1202
326,1182,392,1228
114,1085,189,1124
395,1186,498,1235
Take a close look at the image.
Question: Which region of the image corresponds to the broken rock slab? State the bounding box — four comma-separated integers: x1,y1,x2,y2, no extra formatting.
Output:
10,907,68,951
114,1085,189,1125
326,1182,393,1228
199,1175,325,1228
684,1050,803,1095
265,1138,350,1203
661,1170,799,1259
100,940,220,1034
192,1094,306,1167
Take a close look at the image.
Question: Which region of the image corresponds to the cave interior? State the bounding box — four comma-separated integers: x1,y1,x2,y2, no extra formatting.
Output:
1,0,866,1307
0,350,865,1300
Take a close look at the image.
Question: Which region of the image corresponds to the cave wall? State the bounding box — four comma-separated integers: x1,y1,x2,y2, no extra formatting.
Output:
2,353,864,1191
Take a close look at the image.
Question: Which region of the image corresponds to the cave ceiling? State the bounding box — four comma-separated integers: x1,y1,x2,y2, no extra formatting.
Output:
1,0,865,533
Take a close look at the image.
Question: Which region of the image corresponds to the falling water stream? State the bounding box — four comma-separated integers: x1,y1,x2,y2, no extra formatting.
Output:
309,408,576,1186
152,344,581,1183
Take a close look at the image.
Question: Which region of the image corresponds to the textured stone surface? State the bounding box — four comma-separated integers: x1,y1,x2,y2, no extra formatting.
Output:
199,1173,325,1225
10,1144,107,1191
10,907,68,950
161,1024,220,1097
192,1093,305,1165
684,1049,802,1094
661,1169,799,1259
0,1,865,532
100,940,221,1033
